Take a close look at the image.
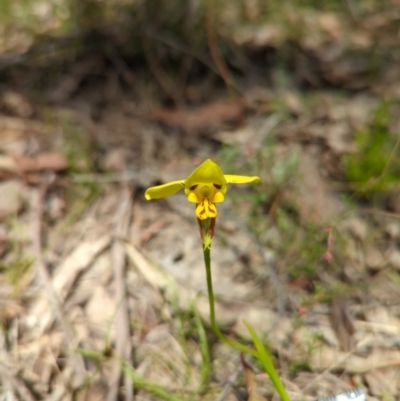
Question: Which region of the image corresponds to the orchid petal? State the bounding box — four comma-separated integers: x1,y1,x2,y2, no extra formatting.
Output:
224,175,260,184
187,192,199,203
196,199,217,220
213,192,225,203
145,180,185,200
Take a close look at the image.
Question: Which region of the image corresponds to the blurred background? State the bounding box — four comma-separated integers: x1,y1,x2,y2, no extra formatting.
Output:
1,0,400,400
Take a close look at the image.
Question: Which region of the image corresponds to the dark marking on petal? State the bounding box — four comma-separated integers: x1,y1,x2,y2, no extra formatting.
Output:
213,183,222,189
190,184,198,190
208,205,216,213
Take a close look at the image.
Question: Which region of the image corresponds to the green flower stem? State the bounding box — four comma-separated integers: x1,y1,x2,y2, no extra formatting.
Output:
203,246,257,357
203,246,291,401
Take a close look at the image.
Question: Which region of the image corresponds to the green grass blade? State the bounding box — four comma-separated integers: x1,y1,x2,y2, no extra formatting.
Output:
192,305,211,390
244,320,291,401
123,363,185,401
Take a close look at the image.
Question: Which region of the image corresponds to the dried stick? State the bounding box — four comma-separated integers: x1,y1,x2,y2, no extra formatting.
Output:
0,364,36,401
107,185,133,401
142,36,181,105
214,365,242,401
31,183,86,386
206,0,236,96
71,170,139,183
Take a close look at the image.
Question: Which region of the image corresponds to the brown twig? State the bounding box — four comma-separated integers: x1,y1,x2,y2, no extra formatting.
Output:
240,353,269,401
142,35,181,105
144,29,219,76
31,181,87,387
105,42,136,89
214,364,242,401
0,327,36,401
300,335,367,393
0,364,37,401
107,184,133,401
71,170,144,183
206,0,237,97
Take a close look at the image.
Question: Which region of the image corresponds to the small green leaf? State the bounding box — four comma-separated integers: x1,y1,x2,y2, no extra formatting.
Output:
244,321,291,401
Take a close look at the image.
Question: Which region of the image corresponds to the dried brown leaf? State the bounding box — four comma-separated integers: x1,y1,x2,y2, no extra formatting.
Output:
0,116,51,145
13,152,68,172
291,150,343,222
330,295,355,352
0,180,23,218
149,98,246,133
124,241,169,290
0,154,18,172
1,91,33,118
241,354,269,401
364,369,397,396
310,344,400,373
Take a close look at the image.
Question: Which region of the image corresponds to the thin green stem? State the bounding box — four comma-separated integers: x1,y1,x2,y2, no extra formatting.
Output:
203,246,291,401
203,247,257,357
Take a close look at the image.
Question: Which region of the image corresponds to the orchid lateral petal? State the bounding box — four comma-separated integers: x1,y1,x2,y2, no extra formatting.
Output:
224,175,260,184
187,192,199,203
145,180,185,200
213,192,225,203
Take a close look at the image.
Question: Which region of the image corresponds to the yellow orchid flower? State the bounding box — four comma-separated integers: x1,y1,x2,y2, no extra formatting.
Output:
145,159,260,220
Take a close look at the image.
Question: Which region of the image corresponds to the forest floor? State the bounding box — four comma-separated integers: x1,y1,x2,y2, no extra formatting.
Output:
1,1,400,400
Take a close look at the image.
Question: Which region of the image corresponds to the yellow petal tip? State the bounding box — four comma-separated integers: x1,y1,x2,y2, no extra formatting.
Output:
224,175,261,184
144,180,185,200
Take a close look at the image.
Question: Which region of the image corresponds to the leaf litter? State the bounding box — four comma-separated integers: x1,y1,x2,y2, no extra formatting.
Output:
1,2,400,400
